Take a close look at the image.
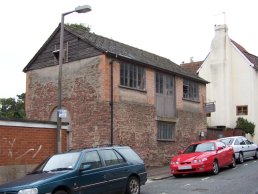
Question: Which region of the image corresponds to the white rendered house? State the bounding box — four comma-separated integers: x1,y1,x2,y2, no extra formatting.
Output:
197,24,258,143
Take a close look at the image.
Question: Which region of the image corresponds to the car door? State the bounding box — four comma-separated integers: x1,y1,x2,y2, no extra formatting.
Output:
244,138,256,157
215,142,228,167
98,149,129,193
238,137,249,159
76,151,107,194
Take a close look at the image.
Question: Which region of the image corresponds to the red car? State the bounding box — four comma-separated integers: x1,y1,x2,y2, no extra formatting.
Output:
170,140,236,177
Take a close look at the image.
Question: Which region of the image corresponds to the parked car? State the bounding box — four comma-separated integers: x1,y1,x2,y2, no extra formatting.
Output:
0,146,147,194
218,136,258,163
170,140,236,177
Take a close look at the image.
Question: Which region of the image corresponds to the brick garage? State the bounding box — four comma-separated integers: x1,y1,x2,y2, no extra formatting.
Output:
0,119,68,184
24,24,208,167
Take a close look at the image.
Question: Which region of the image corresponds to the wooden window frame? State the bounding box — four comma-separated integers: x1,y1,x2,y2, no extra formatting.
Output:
157,121,175,141
236,105,248,115
183,79,199,101
120,62,145,90
156,72,174,96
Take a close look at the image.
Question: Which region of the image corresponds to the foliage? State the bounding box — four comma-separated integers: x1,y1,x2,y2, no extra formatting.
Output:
0,93,26,118
66,23,91,32
236,117,255,136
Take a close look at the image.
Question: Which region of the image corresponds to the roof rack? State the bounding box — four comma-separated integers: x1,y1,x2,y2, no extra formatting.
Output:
68,144,127,152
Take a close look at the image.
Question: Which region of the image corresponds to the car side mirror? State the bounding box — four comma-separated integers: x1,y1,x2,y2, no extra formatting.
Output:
80,163,91,171
179,150,183,155
217,146,223,151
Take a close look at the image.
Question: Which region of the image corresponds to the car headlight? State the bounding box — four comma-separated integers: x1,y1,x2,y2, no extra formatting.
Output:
171,161,179,165
193,158,207,163
18,188,38,194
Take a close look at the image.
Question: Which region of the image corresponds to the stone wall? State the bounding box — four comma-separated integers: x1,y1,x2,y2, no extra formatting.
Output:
25,54,207,167
113,101,207,167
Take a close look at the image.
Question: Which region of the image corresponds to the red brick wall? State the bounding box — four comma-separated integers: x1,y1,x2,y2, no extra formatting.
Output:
0,123,67,166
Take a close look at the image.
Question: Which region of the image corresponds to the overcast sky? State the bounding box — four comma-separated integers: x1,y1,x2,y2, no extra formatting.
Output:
1,0,258,98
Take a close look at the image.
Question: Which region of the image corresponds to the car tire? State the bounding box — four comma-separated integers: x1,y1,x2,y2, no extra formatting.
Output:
254,150,258,159
126,176,140,194
238,152,244,164
173,174,182,178
212,160,219,175
54,190,68,194
229,156,236,168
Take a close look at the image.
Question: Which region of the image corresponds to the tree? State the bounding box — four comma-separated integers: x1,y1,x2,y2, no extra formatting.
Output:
0,93,26,118
66,23,91,32
236,117,255,136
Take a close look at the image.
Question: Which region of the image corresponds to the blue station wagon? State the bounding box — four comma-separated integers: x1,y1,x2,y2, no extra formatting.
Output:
0,146,147,194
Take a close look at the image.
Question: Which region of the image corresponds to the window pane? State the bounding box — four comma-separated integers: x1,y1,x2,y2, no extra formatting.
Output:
99,149,120,166
236,106,248,115
183,79,199,101
83,151,102,169
117,147,142,162
166,75,174,95
120,63,145,90
156,73,159,93
157,121,175,140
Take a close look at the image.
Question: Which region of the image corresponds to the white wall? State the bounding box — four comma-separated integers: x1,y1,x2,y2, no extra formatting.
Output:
198,24,258,143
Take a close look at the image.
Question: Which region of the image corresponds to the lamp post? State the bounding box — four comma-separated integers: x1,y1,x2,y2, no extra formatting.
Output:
57,5,91,153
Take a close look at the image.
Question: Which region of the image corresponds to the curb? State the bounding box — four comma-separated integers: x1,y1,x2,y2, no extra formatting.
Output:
148,175,172,180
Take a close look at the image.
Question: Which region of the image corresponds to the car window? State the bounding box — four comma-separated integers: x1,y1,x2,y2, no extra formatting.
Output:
184,142,215,153
239,138,246,145
216,141,226,148
244,140,251,145
42,152,80,171
234,139,240,145
99,149,125,166
117,147,142,162
220,138,234,145
82,151,102,169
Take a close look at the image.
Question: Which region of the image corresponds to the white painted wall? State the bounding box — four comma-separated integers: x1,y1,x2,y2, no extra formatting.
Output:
198,24,258,143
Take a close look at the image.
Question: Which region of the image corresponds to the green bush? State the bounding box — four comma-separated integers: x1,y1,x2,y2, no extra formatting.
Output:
236,117,255,136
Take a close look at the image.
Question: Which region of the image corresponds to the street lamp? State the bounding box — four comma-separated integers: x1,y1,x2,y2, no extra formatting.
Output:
57,5,91,153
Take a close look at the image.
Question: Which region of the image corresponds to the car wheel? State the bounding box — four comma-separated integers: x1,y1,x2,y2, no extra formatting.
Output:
254,150,258,159
229,156,236,168
54,190,68,194
212,160,219,175
126,176,140,194
238,152,244,164
173,174,182,178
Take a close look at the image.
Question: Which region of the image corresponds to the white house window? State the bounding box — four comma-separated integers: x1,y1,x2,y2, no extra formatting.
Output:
183,79,199,101
236,106,248,115
157,121,175,141
120,62,145,90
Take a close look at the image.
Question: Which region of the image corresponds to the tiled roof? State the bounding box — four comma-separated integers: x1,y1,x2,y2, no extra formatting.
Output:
231,39,258,70
180,61,203,74
65,25,207,83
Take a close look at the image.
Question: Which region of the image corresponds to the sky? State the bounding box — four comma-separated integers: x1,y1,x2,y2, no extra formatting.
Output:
1,0,258,98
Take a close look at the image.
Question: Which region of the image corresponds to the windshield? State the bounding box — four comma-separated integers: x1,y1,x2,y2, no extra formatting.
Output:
32,152,80,173
220,138,234,145
184,142,215,153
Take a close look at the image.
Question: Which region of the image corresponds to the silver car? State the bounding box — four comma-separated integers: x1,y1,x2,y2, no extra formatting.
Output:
219,136,258,163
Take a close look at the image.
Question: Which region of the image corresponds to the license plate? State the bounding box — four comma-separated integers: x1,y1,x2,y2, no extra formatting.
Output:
178,165,192,170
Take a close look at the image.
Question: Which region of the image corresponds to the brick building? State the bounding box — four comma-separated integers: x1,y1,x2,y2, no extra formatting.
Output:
23,24,208,166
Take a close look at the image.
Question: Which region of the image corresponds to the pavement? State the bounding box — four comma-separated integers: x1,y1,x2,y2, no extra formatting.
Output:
146,165,172,180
